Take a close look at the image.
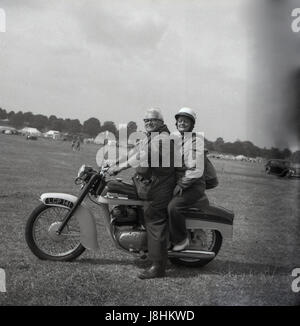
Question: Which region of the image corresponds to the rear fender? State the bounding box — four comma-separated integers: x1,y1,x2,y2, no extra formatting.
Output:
40,193,99,250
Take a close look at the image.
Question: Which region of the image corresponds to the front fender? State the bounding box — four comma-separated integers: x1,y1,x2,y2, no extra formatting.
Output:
40,193,99,250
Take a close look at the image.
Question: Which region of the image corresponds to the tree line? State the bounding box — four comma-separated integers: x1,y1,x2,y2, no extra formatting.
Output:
1,107,299,161
205,137,299,161
0,108,137,139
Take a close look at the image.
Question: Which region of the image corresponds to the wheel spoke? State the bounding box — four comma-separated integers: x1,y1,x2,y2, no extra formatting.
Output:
32,206,82,257
179,229,216,263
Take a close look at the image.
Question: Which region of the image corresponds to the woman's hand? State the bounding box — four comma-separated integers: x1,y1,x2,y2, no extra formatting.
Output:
173,185,183,197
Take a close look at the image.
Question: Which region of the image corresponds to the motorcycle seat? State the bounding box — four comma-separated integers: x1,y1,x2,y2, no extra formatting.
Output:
105,179,138,199
189,196,210,209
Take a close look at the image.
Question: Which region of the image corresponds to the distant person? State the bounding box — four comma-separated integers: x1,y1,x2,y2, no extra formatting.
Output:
71,138,76,151
75,138,81,151
71,137,81,151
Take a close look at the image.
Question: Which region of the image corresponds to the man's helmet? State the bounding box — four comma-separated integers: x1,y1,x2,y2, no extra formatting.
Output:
175,107,196,124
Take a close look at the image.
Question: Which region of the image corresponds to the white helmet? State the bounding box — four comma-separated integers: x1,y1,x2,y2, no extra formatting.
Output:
175,107,196,124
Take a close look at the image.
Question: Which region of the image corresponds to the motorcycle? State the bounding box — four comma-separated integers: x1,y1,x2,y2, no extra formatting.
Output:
25,164,234,267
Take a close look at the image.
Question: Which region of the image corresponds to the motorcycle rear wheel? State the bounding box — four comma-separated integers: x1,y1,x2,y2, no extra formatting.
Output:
25,204,85,261
169,229,222,267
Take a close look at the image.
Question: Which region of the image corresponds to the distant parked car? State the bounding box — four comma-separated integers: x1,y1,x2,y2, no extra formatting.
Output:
265,159,300,178
26,135,38,141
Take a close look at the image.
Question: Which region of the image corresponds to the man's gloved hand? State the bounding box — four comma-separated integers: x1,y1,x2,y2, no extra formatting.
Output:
173,185,183,197
103,159,114,168
107,165,120,176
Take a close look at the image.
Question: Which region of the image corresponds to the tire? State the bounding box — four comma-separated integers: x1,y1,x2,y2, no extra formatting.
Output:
25,204,85,261
169,230,222,267
265,166,271,174
278,169,289,178
285,170,294,178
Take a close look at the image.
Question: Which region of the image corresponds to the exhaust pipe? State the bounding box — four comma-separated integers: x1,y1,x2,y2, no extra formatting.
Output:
167,250,215,260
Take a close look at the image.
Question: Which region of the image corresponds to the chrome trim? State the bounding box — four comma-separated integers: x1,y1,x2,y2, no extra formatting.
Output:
98,195,147,207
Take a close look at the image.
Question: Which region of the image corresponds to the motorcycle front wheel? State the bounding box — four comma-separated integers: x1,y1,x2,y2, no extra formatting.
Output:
25,204,85,261
169,229,222,267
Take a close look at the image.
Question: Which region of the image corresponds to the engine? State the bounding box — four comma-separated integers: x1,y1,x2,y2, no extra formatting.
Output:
111,205,139,225
115,227,147,252
111,205,147,252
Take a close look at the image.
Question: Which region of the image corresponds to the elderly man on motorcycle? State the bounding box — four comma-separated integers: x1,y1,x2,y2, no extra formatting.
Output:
107,108,175,279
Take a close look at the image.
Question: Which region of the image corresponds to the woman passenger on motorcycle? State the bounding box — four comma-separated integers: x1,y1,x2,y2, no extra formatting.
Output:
168,107,209,251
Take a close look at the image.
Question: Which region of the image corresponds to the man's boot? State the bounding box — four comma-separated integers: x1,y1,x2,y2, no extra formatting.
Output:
138,260,166,279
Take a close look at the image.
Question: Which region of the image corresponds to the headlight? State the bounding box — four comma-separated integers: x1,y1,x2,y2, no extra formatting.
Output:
77,164,86,178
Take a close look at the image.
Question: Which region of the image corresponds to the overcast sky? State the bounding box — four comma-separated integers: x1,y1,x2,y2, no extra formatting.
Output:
0,0,299,150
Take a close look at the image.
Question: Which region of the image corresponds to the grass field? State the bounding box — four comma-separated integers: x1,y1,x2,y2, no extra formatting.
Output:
0,134,299,306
